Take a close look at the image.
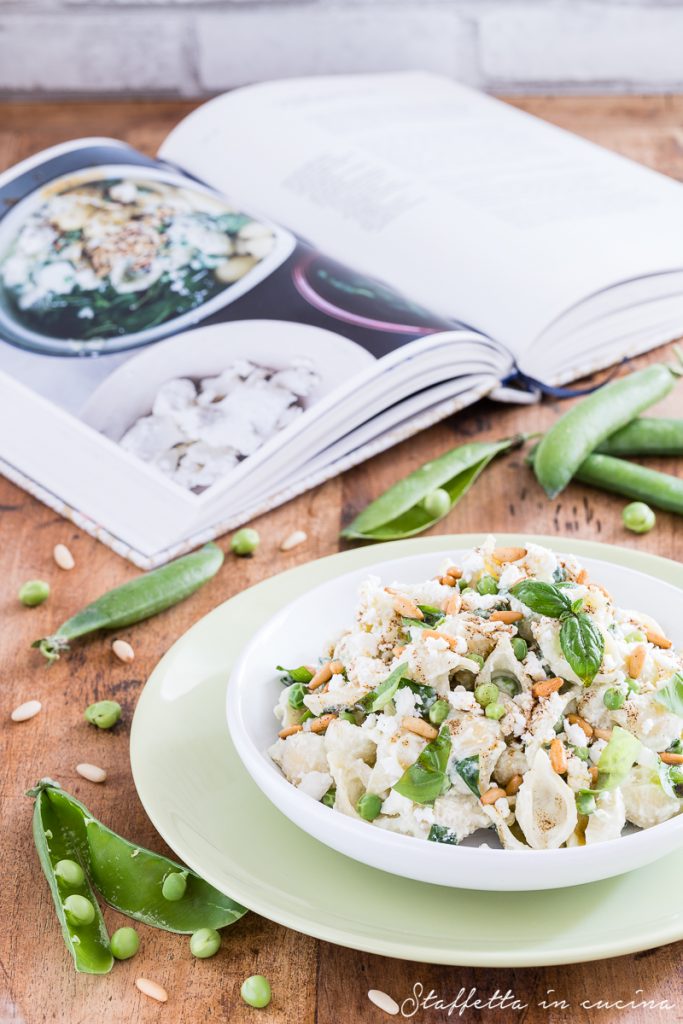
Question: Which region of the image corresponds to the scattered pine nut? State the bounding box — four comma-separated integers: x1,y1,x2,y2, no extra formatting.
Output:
422,629,459,650
367,990,399,1016
136,978,168,1004
532,677,563,699
505,774,523,797
393,645,406,657
481,786,507,805
491,546,526,564
310,714,337,734
278,724,303,739
76,763,107,783
627,644,646,679
576,568,589,585
645,627,672,649
53,543,75,571
11,699,42,722
402,716,438,740
112,639,135,664
385,588,423,620
308,660,343,691
566,714,593,739
490,610,523,624
280,530,307,552
660,752,683,765
593,728,613,742
444,566,463,580
550,738,568,774
445,592,462,615
589,765,599,785
440,574,457,587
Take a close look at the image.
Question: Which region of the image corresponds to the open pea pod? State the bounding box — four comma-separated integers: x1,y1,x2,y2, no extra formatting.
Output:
29,781,113,974
36,781,247,934
341,436,524,541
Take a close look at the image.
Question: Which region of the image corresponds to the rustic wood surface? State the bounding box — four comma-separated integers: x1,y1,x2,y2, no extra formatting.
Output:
1,96,682,1024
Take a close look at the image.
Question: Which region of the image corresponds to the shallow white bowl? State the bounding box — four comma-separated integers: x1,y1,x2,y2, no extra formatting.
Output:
227,547,683,891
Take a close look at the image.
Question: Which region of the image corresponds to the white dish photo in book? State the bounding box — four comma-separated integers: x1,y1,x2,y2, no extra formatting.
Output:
2,72,683,565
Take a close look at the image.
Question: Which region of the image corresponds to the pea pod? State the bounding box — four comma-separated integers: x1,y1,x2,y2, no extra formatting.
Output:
341,436,524,541
534,363,681,498
33,542,224,662
28,780,113,974
596,417,683,456
37,782,247,934
574,453,683,516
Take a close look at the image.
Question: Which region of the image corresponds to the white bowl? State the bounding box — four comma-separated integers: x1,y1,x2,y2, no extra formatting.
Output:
227,548,683,891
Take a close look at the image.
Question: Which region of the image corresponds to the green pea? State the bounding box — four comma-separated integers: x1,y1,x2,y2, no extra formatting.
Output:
485,702,506,721
84,700,122,730
287,683,307,710
110,926,140,960
189,927,222,959
625,630,645,643
458,578,469,591
603,687,625,710
625,677,640,694
338,710,357,724
474,682,498,707
162,871,188,902
576,790,597,815
63,894,96,927
321,787,336,808
421,488,451,519
622,501,656,534
572,746,590,762
356,792,382,821
466,653,485,671
461,587,476,596
428,699,450,725
476,575,498,596
19,579,50,607
241,975,272,1009
511,637,527,661
230,528,260,557
54,859,85,888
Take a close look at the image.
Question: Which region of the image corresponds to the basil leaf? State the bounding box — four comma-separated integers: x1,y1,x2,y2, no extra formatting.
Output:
357,662,409,714
560,613,604,684
341,437,523,541
653,673,683,716
393,726,452,804
276,664,314,684
427,824,459,845
594,726,641,791
656,759,682,800
454,754,480,797
509,580,573,618
402,616,444,632
417,605,447,628
399,680,437,719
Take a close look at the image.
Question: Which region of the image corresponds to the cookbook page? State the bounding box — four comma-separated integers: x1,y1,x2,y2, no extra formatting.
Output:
162,72,683,360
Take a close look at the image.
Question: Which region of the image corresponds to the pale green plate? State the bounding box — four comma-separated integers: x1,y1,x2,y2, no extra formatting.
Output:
130,535,683,966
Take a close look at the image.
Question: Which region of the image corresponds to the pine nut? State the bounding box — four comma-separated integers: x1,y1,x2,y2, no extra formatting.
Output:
386,589,423,619
368,991,400,1016
576,568,589,585
660,752,683,765
440,574,457,587
112,639,135,664
505,774,523,796
445,592,462,615
11,699,42,722
53,543,75,570
310,714,337,734
532,677,563,699
627,644,646,679
422,629,459,650
550,738,568,774
393,645,406,657
645,627,672,649
280,530,308,552
490,610,523,623
444,566,463,580
481,786,507,805
566,714,593,739
589,765,599,784
136,978,168,1003
308,660,343,691
76,763,107,783
491,547,527,564
593,728,613,742
278,724,303,739
403,716,438,740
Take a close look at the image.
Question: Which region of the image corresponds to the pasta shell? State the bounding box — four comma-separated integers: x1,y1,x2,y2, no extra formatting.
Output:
515,749,578,850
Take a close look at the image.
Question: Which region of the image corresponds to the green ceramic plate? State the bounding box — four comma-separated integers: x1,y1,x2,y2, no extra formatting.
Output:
130,535,683,966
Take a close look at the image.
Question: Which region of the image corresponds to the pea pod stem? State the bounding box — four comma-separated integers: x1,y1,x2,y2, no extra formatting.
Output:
33,542,224,662
596,417,683,456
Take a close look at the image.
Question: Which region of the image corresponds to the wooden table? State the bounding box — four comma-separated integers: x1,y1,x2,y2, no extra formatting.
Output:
1,97,682,1024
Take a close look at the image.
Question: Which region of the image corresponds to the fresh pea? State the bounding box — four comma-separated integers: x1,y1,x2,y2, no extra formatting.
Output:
477,575,498,596
596,417,683,456
626,677,640,694
511,637,527,661
241,975,272,1009
622,501,656,534
603,688,626,711
64,894,96,927
111,926,140,960
54,858,85,887
485,702,506,721
19,579,50,607
421,489,451,519
84,700,121,730
576,790,597,815
466,653,485,671
572,746,590,762
321,787,336,808
338,710,357,724
341,436,524,540
162,871,188,902
190,927,222,959
534,363,681,498
474,683,498,707
428,699,450,726
356,793,382,821
625,630,645,643
495,675,521,697
573,454,683,518
231,528,260,557
33,543,224,662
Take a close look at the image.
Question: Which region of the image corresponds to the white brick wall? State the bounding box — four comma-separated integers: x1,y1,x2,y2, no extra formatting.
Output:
2,0,683,96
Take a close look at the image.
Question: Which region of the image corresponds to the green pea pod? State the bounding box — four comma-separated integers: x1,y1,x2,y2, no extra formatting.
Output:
341,436,524,541
33,542,224,662
534,363,680,499
573,453,683,516
40,783,247,934
596,417,683,456
28,781,113,974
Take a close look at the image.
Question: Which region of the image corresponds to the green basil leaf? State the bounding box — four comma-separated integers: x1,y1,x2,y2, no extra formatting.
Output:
559,613,604,684
509,580,572,618
417,605,447,627
357,662,409,714
453,754,480,797
276,664,314,684
393,726,452,804
427,824,459,845
594,726,641,791
653,673,683,716
341,436,523,541
399,680,437,718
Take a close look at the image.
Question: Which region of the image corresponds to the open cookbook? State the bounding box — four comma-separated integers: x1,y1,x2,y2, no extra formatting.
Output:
3,72,683,567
